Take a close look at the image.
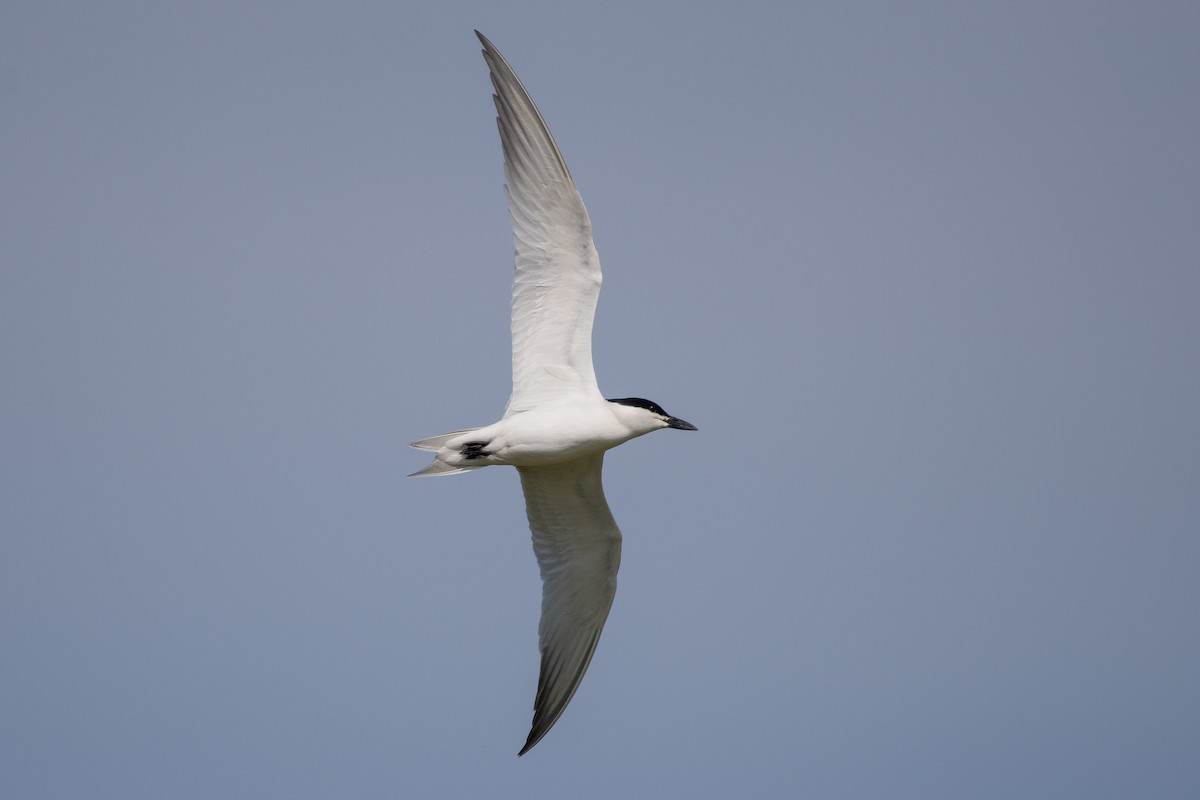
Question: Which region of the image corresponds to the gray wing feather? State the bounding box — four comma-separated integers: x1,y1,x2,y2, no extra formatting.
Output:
515,454,621,755
476,31,604,415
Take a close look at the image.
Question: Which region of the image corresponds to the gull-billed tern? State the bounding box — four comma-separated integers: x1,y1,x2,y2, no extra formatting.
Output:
411,31,697,756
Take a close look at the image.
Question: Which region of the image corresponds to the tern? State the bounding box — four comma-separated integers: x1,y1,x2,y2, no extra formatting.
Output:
411,31,697,756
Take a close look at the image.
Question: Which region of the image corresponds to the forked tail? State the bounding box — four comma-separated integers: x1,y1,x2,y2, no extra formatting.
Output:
408,427,487,478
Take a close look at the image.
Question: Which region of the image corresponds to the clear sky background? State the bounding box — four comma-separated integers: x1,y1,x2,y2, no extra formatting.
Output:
3,2,1198,798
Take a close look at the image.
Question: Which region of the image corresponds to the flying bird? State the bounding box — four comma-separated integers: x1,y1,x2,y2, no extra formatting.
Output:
411,31,697,756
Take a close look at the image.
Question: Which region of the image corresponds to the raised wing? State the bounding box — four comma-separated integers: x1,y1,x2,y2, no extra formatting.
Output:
515,454,621,755
477,31,604,416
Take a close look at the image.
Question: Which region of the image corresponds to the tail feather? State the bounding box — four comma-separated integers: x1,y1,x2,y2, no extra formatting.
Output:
410,428,483,452
409,426,487,478
408,460,483,478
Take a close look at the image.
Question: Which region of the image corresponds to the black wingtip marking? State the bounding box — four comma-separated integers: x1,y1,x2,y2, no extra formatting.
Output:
517,629,604,756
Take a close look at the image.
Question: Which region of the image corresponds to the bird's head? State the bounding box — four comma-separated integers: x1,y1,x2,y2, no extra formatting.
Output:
606,397,698,436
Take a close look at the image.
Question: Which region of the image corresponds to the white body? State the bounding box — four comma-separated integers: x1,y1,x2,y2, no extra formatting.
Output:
417,400,667,470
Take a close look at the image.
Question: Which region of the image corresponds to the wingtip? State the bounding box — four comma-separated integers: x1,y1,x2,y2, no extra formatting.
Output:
517,730,541,757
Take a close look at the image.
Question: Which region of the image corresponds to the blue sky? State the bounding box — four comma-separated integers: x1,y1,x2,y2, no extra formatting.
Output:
3,2,1198,798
